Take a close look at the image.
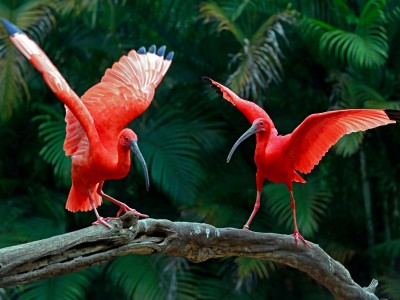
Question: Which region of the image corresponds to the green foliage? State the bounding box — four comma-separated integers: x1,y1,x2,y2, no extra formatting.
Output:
371,239,400,261
333,131,364,157
17,271,92,300
234,257,275,289
301,0,389,69
34,108,71,187
0,0,57,121
1,0,400,299
380,275,400,299
200,0,294,99
106,255,187,300
265,177,332,238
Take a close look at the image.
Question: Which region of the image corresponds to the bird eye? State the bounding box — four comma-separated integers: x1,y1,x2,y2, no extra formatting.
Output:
259,121,264,126
125,137,129,142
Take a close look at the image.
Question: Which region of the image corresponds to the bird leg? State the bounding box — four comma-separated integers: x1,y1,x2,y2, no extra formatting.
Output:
88,190,114,229
97,182,149,218
243,190,261,230
289,190,311,248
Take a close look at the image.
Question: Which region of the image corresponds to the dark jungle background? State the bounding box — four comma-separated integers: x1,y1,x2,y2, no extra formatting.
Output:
0,0,399,299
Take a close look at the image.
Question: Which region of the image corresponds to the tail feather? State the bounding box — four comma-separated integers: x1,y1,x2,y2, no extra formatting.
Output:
65,184,102,212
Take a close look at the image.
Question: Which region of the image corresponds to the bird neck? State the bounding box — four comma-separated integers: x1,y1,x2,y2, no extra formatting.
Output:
255,131,270,155
116,144,131,175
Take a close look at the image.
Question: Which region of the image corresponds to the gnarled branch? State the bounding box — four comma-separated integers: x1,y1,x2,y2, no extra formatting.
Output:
0,213,379,299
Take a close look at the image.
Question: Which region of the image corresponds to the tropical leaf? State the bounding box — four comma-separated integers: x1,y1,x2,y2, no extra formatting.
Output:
134,99,224,206
264,177,332,237
0,0,56,120
107,255,186,300
227,13,293,99
0,45,29,121
370,239,400,261
333,131,364,157
200,0,293,99
200,0,244,42
33,108,71,187
319,28,388,69
380,275,400,299
193,277,268,300
301,0,389,69
234,257,275,290
17,271,92,300
320,239,357,264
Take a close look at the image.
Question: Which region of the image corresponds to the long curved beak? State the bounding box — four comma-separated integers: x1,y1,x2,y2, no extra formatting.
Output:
227,123,258,163
130,141,150,191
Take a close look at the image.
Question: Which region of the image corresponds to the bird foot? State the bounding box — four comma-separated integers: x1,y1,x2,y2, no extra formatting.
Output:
116,205,149,218
291,230,312,248
242,225,250,230
92,216,117,229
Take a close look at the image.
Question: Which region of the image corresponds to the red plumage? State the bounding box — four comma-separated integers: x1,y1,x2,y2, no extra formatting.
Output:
206,77,399,247
6,21,173,228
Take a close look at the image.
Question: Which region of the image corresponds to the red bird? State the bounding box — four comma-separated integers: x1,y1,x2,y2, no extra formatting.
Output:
205,77,400,247
2,19,173,228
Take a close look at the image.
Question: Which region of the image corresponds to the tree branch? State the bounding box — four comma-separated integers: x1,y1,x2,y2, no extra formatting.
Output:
0,213,379,299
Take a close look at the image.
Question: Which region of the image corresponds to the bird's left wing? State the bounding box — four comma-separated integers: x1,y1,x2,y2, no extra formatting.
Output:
64,46,173,153
287,109,400,174
204,77,275,128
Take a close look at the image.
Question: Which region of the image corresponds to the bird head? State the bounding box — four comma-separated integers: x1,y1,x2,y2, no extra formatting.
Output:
119,128,150,190
227,118,269,163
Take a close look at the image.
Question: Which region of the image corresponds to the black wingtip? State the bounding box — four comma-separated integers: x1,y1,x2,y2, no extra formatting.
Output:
384,109,400,122
1,18,22,35
137,46,146,54
166,51,174,61
203,77,222,96
203,76,212,83
148,44,156,54
156,45,166,57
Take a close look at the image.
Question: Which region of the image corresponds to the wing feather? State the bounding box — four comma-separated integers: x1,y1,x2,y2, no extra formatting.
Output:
205,77,276,129
64,46,173,155
288,109,398,174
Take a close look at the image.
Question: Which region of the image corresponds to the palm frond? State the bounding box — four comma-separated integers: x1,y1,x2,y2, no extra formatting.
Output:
33,108,71,187
227,12,293,99
333,132,365,157
137,117,205,206
200,0,245,42
107,255,186,300
265,177,332,237
134,97,224,206
234,257,275,290
370,239,400,261
320,28,388,69
18,271,92,300
320,239,357,264
301,0,389,69
380,275,400,299
0,0,56,121
0,46,28,121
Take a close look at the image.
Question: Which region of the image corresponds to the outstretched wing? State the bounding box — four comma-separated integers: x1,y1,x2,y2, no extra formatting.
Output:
204,77,275,130
288,109,400,174
2,18,101,155
64,45,173,155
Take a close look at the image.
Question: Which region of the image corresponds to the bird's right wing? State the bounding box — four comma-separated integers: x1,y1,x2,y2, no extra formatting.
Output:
287,109,399,175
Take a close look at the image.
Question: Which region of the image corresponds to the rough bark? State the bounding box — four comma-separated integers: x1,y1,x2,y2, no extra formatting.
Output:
0,213,379,299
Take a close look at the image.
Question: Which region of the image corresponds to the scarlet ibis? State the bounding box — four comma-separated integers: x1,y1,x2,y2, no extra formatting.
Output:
2,19,173,228
205,77,400,247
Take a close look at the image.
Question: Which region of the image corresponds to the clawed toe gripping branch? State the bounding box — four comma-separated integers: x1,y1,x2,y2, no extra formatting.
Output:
0,213,379,300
